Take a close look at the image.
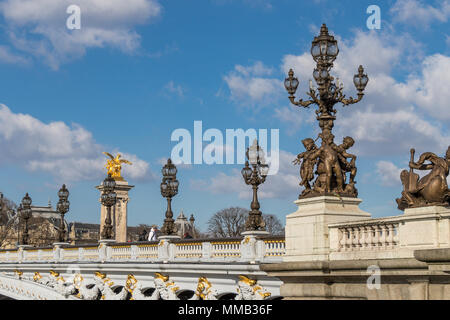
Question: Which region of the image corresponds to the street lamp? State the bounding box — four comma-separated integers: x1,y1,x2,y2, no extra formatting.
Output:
284,24,368,116
20,193,32,246
100,174,117,240
284,23,369,198
160,158,179,236
56,184,70,243
241,140,269,231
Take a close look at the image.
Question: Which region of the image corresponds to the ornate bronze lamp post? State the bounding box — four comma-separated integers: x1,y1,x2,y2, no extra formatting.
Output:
56,184,70,243
160,158,179,236
20,193,32,246
284,24,369,198
241,140,269,232
100,174,117,240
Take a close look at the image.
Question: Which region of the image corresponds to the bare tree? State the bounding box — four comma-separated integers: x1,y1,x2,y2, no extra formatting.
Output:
207,207,247,238
0,194,18,248
262,214,284,236
27,217,59,247
207,207,285,238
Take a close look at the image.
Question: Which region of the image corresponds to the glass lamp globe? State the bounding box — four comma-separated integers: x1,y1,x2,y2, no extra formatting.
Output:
58,184,69,200
284,69,299,95
241,162,252,180
259,164,270,177
21,193,32,208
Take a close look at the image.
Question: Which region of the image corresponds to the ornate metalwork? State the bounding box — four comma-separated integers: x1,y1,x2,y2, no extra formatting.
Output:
56,184,70,242
100,174,117,240
103,152,132,180
241,140,269,231
160,159,179,235
396,147,450,210
20,193,32,245
285,24,368,199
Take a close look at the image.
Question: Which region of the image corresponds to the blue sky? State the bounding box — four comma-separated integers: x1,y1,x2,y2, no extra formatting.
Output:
0,0,449,232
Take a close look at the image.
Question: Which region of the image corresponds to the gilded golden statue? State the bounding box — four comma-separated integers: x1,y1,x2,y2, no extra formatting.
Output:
103,152,132,180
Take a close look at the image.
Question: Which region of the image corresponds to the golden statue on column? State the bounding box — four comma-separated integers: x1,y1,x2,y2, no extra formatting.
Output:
102,152,132,180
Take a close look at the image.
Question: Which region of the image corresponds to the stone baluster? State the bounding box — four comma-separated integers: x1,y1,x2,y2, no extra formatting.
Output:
350,227,357,250
342,228,348,251
393,224,399,245
361,226,368,249
357,227,364,250
387,224,394,248
380,225,388,249
373,225,380,249
359,226,366,250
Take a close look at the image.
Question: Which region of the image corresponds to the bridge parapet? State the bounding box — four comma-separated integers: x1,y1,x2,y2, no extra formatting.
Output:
0,235,285,264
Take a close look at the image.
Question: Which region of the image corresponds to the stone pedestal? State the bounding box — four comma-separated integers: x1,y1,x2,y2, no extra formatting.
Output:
284,196,371,262
96,179,134,243
399,206,450,250
241,230,269,263
157,235,180,263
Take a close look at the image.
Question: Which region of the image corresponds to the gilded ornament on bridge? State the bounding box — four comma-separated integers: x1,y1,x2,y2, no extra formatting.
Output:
103,152,132,180
194,276,218,300
396,147,450,210
236,275,271,300
33,272,42,282
154,272,169,282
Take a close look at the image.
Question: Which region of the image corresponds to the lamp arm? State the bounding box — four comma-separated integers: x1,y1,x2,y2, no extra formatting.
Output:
340,92,364,106
288,95,315,108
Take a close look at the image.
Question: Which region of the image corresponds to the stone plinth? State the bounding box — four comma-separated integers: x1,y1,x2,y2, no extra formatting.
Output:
284,196,371,262
96,179,134,243
399,205,450,250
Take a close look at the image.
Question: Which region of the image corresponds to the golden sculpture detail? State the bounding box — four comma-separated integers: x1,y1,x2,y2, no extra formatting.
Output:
195,276,213,300
33,272,42,282
103,152,132,180
238,275,257,286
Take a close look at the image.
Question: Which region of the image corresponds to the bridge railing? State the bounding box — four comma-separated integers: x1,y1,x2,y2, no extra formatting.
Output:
0,235,285,264
327,208,450,260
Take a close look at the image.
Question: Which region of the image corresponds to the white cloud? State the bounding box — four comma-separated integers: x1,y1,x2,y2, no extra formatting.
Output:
164,81,185,98
0,104,155,182
279,29,450,155
390,0,450,26
0,0,162,69
0,45,30,65
190,150,300,199
223,61,283,107
336,107,450,156
376,161,403,187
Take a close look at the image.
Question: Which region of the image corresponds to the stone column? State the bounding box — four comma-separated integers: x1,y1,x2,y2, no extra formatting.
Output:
96,178,134,243
284,196,371,262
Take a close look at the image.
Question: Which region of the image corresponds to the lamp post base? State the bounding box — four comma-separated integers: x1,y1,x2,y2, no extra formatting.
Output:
241,230,270,237
53,242,70,247
17,245,33,249
158,235,181,240
98,239,116,245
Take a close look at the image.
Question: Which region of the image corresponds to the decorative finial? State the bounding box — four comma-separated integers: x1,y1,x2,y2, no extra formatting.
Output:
320,23,328,35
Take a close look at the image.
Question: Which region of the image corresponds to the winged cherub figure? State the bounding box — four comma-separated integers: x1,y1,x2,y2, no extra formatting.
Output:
103,152,132,179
